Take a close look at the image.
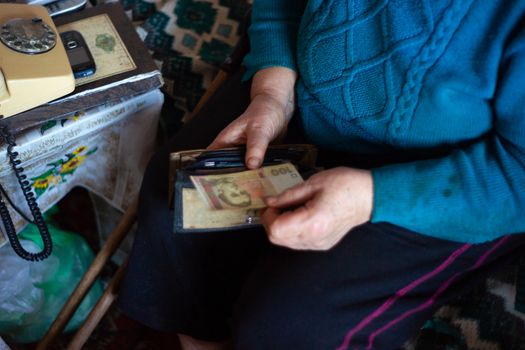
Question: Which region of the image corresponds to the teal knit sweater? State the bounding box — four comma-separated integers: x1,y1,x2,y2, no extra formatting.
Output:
244,0,525,243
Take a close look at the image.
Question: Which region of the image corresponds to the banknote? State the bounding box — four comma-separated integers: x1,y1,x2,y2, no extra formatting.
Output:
181,188,262,230
190,163,303,210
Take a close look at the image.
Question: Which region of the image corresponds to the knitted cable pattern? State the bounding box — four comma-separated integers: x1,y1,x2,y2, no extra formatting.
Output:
302,0,391,91
386,0,475,145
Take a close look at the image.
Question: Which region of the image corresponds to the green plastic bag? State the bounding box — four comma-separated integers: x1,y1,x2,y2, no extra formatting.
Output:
0,208,103,344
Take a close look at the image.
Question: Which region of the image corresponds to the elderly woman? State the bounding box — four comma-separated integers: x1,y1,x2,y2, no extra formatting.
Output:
119,1,525,349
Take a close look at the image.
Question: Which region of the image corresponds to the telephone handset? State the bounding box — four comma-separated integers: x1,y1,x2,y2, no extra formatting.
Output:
0,3,75,118
0,4,74,261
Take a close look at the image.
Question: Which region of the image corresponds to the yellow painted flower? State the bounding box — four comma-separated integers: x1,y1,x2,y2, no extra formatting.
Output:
33,178,50,189
60,156,85,174
72,146,87,155
48,175,61,186
69,111,84,121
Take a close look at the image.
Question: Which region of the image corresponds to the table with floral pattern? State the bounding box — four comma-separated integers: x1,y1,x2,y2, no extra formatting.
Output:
0,89,163,248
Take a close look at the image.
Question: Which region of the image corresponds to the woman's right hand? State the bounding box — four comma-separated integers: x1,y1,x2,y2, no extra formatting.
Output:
207,67,297,169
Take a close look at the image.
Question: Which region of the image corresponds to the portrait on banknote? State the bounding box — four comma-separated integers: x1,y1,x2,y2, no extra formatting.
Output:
214,178,253,207
190,163,303,211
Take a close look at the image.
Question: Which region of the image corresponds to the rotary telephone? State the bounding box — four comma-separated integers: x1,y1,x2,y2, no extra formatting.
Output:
0,4,75,261
0,3,75,118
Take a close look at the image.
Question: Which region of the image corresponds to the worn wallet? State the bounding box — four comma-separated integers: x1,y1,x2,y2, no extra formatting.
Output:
169,144,318,233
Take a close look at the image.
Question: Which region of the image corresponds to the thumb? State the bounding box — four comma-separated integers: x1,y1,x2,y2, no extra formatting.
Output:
245,124,273,169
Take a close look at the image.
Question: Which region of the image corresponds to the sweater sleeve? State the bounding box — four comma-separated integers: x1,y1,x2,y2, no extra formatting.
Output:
371,30,525,243
242,0,307,80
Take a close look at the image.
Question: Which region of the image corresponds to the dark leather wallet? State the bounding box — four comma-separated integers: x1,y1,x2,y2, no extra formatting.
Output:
169,144,318,233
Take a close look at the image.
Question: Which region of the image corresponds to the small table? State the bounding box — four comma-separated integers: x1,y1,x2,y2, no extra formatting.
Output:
0,89,163,248
0,2,163,249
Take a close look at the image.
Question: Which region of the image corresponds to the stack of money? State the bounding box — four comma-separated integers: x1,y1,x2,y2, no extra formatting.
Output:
190,162,303,211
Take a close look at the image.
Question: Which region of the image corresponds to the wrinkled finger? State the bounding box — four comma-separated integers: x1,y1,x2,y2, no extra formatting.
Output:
265,182,315,209
262,207,300,245
275,205,313,233
263,205,310,239
245,124,273,169
263,206,327,250
207,129,245,150
261,207,280,234
207,120,247,150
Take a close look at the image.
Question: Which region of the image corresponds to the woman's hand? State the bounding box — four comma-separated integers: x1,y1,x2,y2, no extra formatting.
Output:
262,167,374,251
208,67,297,169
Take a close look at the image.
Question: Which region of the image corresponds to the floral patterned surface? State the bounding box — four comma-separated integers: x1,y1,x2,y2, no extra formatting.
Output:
0,90,163,247
31,146,99,198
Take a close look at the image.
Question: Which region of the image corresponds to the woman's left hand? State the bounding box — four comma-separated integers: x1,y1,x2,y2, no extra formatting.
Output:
262,167,374,250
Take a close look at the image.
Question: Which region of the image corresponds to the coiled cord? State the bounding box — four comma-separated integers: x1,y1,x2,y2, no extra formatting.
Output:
0,124,52,261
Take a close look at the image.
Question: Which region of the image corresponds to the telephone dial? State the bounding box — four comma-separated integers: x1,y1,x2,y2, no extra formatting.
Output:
0,3,75,118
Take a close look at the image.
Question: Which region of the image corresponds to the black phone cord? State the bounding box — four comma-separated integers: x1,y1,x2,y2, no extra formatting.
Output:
0,182,35,224
0,124,52,261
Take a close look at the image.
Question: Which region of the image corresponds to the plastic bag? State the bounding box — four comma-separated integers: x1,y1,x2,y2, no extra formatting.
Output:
0,208,103,344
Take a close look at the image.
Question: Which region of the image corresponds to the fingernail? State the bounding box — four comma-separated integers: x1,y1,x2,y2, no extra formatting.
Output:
247,157,260,168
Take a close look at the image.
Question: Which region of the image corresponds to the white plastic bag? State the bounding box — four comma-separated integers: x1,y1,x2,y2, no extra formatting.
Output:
0,221,103,344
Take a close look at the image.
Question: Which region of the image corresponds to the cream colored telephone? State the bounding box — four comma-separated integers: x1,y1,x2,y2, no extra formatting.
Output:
0,3,75,118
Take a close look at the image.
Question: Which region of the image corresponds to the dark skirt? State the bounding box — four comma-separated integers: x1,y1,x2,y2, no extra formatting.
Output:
118,69,525,349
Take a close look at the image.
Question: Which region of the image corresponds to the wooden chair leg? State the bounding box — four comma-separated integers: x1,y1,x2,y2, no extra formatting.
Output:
67,257,129,350
37,198,138,350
